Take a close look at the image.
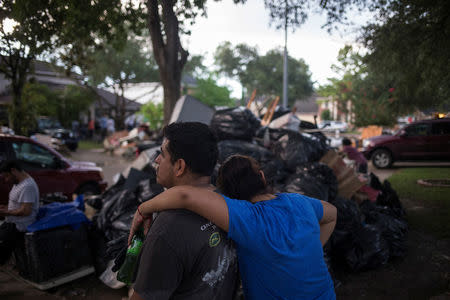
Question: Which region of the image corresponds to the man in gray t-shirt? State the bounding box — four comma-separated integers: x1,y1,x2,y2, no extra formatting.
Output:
0,160,39,264
130,122,238,300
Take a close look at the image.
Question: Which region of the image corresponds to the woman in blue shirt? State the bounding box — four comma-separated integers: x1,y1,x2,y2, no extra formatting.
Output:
130,155,337,299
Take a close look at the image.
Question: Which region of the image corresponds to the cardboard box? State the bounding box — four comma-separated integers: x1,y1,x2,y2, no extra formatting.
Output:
320,149,366,199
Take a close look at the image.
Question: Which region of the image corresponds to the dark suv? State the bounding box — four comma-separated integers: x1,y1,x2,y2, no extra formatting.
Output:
362,118,450,168
0,134,107,205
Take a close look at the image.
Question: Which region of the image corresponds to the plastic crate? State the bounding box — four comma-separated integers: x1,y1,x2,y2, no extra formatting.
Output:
15,224,93,283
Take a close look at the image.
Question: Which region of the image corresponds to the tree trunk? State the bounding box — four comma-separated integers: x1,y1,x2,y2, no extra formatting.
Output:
161,78,180,124
146,0,188,125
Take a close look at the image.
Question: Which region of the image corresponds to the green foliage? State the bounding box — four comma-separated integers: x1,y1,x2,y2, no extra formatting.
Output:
79,140,103,150
362,0,450,110
214,42,313,105
318,46,400,127
8,86,38,135
88,36,159,87
320,109,332,121
139,102,163,130
183,55,207,78
0,0,142,134
191,77,234,107
22,83,95,129
59,85,96,127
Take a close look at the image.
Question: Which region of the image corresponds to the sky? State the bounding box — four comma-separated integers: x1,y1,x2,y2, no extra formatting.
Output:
183,0,366,98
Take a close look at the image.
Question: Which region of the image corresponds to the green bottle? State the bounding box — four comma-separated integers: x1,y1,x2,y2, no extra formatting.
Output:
117,229,144,285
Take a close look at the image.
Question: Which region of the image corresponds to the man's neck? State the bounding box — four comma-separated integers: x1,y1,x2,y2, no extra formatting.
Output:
16,172,29,183
173,175,212,189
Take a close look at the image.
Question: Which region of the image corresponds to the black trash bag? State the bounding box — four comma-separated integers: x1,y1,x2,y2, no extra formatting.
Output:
359,200,408,258
218,140,275,164
261,158,290,185
285,172,329,201
345,224,390,272
284,162,337,202
260,129,328,171
329,197,363,254
124,168,157,193
105,235,128,272
376,180,406,219
210,107,261,141
85,195,103,210
106,235,128,260
268,106,292,120
296,162,338,202
87,225,109,274
369,172,383,190
137,179,164,203
111,210,137,232
96,189,138,232
102,174,127,199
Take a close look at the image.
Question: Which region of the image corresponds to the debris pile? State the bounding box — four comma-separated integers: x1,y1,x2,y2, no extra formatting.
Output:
88,107,407,284
209,107,408,274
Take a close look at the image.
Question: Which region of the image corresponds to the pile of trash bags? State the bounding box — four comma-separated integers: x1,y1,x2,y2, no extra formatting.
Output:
210,107,408,275
89,106,407,283
87,160,164,276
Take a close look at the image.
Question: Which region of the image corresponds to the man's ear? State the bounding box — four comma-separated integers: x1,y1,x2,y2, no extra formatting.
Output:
174,159,187,177
259,170,267,186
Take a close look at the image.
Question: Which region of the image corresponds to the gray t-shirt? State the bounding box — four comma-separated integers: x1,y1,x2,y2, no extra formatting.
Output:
6,176,40,232
134,209,239,300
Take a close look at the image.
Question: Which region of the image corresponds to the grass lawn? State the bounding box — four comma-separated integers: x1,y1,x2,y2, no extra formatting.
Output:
78,140,103,150
388,167,450,239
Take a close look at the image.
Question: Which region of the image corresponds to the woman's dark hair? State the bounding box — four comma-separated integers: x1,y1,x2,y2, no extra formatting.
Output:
217,155,267,200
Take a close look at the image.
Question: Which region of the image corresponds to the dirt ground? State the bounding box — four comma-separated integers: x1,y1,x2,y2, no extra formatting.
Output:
1,149,449,299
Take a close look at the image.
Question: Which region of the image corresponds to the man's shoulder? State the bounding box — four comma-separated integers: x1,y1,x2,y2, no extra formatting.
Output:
150,209,211,235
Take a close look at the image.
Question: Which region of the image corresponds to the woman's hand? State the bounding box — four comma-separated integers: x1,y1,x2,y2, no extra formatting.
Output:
128,208,152,246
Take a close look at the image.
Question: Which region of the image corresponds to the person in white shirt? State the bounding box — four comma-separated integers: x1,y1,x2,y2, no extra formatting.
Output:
0,160,39,264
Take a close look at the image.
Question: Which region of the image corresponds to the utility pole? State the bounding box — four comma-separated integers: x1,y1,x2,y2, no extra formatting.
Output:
282,1,288,108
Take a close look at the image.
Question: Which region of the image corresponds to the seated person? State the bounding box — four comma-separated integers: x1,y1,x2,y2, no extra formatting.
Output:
0,160,39,264
341,138,368,173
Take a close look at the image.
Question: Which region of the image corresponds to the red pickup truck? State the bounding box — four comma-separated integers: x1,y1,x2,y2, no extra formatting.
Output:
0,134,107,205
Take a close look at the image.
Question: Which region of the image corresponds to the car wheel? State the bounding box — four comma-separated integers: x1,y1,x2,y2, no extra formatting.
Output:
371,149,393,169
76,183,101,196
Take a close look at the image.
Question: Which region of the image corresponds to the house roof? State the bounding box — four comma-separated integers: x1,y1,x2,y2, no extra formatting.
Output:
294,94,319,114
94,88,141,112
107,82,164,105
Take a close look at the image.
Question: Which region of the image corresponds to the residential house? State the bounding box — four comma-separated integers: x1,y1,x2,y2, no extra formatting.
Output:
0,60,140,128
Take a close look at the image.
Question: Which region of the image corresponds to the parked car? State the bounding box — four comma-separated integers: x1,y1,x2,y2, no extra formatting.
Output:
0,134,108,205
32,117,79,151
318,120,348,132
362,118,450,168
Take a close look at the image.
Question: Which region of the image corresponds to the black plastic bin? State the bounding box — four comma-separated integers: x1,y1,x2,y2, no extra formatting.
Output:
15,224,93,283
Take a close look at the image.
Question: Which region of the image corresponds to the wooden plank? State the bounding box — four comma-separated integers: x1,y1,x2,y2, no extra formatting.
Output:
246,89,257,108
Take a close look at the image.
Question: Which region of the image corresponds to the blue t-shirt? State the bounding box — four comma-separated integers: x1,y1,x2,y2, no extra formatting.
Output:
223,193,335,300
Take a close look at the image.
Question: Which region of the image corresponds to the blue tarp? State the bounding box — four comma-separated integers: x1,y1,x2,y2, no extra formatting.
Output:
27,195,90,232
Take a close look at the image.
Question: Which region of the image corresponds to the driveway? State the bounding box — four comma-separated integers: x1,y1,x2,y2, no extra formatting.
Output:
70,148,132,186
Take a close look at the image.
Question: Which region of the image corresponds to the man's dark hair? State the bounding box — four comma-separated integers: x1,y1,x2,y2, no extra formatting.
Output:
0,160,23,173
163,122,218,176
342,138,352,146
217,155,267,200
